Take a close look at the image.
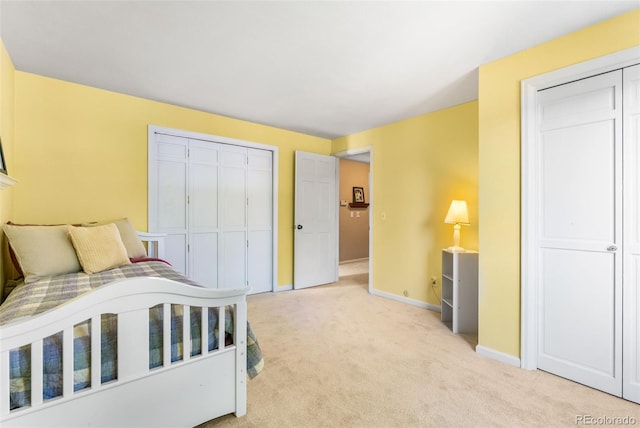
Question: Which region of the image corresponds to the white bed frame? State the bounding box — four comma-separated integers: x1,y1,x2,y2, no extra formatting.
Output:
0,234,249,427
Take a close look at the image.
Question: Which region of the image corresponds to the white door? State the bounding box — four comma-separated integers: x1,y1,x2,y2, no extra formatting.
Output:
188,140,220,286
623,63,640,402
537,71,622,396
219,145,247,289
248,149,273,294
151,134,189,275
293,151,338,289
218,145,274,293
149,128,275,294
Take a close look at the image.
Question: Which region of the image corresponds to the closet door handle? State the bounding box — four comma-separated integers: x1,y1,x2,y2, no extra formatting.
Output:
607,245,617,252
296,225,303,230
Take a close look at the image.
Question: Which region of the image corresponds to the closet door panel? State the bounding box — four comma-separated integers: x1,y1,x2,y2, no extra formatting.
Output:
189,141,219,232
220,231,246,288
191,232,218,287
220,158,246,228
188,140,220,285
189,164,218,231
157,160,188,230
248,149,273,293
248,150,273,229
165,234,187,275
248,230,271,293
220,146,247,288
155,134,188,275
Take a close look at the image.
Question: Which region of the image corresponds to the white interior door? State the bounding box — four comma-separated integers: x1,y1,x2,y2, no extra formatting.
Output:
537,70,622,396
623,63,640,403
294,151,338,289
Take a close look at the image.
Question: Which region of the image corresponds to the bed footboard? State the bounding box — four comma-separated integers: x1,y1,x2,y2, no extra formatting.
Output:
0,278,249,428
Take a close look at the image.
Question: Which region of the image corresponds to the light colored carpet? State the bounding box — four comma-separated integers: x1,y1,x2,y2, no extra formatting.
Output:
202,274,639,427
338,259,369,277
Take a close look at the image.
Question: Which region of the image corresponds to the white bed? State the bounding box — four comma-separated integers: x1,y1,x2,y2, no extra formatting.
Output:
0,222,260,427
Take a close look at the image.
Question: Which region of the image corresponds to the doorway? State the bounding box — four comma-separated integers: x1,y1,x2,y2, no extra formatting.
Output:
334,147,373,293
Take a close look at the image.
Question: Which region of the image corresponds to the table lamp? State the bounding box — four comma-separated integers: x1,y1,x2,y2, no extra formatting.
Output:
444,200,470,252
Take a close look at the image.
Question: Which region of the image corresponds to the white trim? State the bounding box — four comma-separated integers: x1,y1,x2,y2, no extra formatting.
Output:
368,147,374,296
335,156,340,283
148,125,279,293
520,46,640,370
271,150,279,294
149,124,280,152
275,283,293,292
339,257,369,265
476,345,521,368
0,173,17,189
333,146,375,295
370,288,441,312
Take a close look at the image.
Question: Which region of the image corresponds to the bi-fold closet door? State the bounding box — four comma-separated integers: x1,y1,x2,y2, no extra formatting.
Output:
149,132,273,293
535,63,639,403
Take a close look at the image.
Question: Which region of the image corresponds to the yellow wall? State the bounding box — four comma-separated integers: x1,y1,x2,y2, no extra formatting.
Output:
12,72,330,286
478,9,640,357
0,39,16,292
333,101,478,305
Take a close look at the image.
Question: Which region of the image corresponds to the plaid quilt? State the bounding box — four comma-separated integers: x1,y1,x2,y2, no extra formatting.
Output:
0,261,263,410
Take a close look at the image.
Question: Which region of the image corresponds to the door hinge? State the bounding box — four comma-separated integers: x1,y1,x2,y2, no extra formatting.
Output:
187,244,190,252
187,195,190,204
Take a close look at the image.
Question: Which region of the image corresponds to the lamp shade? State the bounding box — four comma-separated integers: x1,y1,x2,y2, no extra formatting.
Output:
444,200,470,225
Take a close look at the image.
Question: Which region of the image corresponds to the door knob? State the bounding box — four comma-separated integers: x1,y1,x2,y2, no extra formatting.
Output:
297,225,303,230
607,245,617,252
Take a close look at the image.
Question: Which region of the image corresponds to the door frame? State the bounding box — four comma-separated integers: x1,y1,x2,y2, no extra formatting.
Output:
148,125,279,293
333,146,374,294
520,46,640,370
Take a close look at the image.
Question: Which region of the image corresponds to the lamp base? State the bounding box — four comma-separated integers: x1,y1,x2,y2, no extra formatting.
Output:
447,246,467,253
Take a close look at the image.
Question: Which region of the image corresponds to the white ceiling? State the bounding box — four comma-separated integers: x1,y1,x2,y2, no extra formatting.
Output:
1,1,638,139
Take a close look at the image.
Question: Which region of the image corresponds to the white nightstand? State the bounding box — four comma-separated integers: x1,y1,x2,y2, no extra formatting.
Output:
441,249,479,334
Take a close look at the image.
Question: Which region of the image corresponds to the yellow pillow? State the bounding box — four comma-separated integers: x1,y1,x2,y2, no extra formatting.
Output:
3,224,81,283
69,224,131,274
81,218,147,258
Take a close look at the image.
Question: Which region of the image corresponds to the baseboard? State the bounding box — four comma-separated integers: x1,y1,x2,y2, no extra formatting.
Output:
370,289,441,312
339,258,369,265
275,284,293,292
475,345,521,367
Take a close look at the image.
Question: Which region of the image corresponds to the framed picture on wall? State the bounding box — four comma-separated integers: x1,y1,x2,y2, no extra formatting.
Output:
0,137,7,175
352,187,365,203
